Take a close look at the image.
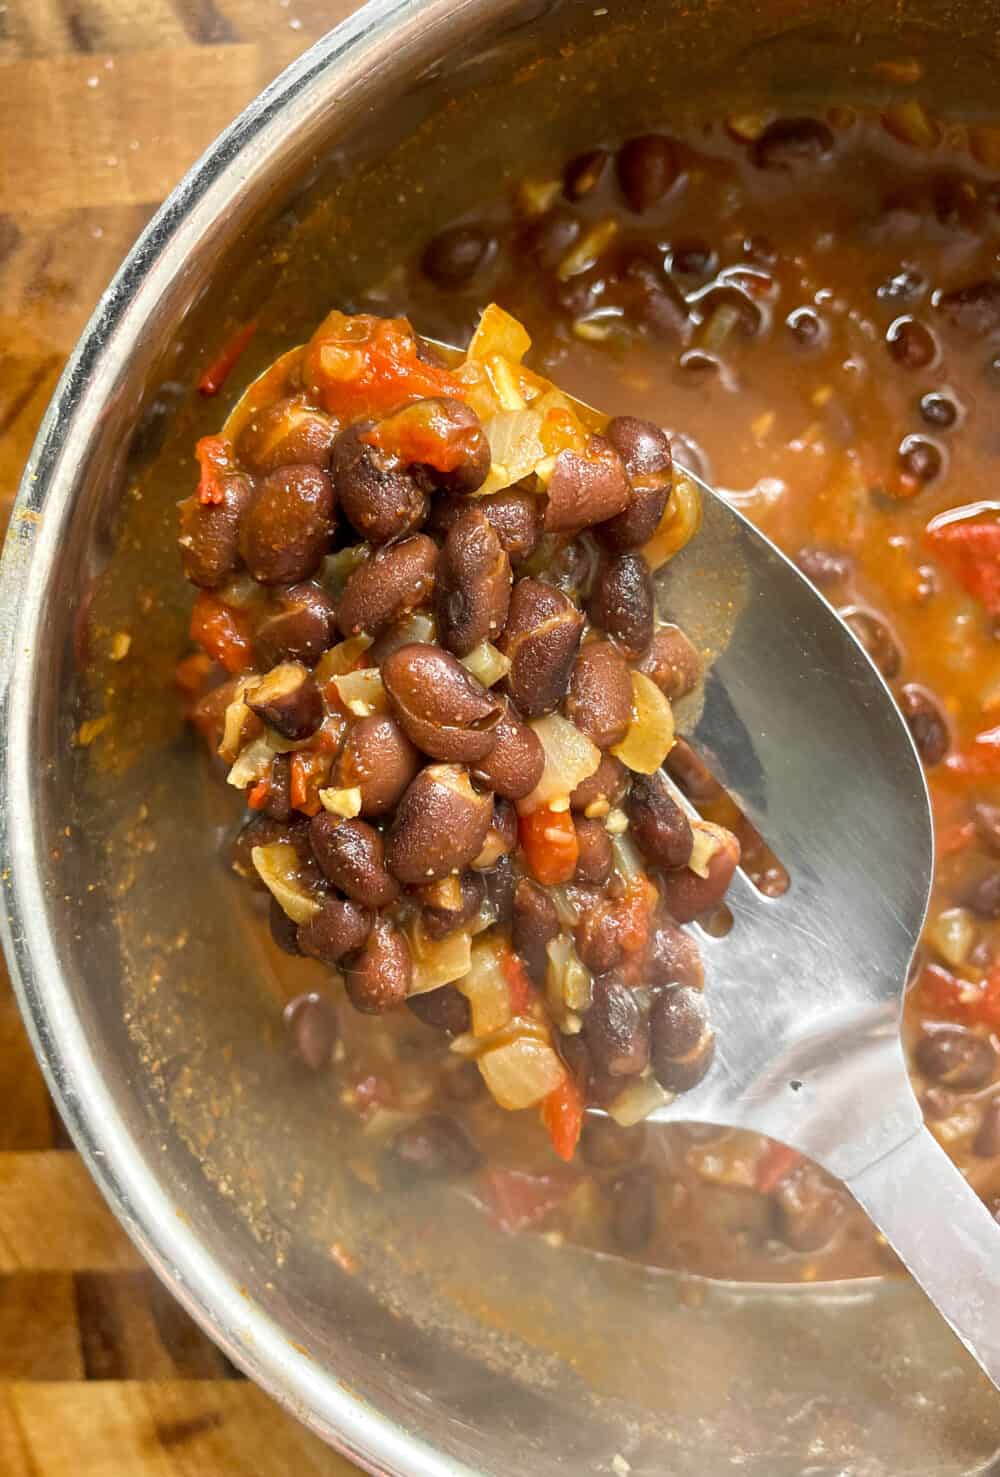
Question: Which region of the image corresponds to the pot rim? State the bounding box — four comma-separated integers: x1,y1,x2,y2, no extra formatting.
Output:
0,4,497,1472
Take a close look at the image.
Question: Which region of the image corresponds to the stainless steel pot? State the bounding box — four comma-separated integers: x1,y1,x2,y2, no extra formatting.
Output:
4,1,1000,1472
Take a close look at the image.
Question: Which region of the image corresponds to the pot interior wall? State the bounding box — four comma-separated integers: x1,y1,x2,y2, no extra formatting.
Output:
22,0,1000,1471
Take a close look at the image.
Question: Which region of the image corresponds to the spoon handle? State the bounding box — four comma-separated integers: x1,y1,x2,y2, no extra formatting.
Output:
846,1124,1000,1386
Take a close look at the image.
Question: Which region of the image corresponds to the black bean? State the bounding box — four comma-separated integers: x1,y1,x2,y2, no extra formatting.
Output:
406,985,472,1035
415,871,486,940
255,582,337,668
178,474,254,589
476,489,542,563
500,577,584,718
785,307,828,349
235,395,337,475
886,316,937,369
795,545,853,588
974,802,1000,855
512,878,560,985
771,1162,846,1252
231,814,311,885
899,683,950,765
589,552,654,659
335,714,421,817
472,697,545,801
915,1024,996,1088
617,134,678,212
269,894,301,955
657,822,740,923
627,772,694,870
343,918,411,1013
337,535,438,638
435,506,512,657
382,642,502,763
580,1116,647,1169
388,1114,481,1178
421,224,496,287
240,465,335,585
571,753,628,814
841,608,902,679
564,147,610,199
263,753,293,823
635,625,701,701
650,986,714,1092
331,420,428,544
606,1166,656,1252
515,207,581,270
585,976,650,1077
543,436,632,534
297,896,373,966
283,992,338,1071
482,852,515,924
309,814,399,908
647,911,704,988
370,397,491,497
919,391,960,429
387,764,493,884
574,817,614,885
752,117,834,170
669,240,717,279
596,416,672,551
898,435,942,486
966,870,1000,920
245,662,323,740
937,279,1000,338
565,641,633,750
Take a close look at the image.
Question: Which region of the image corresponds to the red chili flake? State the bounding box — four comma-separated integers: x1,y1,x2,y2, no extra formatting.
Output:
197,321,258,398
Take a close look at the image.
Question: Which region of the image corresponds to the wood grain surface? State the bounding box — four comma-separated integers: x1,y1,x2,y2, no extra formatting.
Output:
0,0,366,1468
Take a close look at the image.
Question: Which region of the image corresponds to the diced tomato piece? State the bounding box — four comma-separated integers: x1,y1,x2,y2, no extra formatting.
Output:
754,1141,803,1194
289,750,330,816
247,779,270,811
189,592,255,674
304,312,463,421
364,398,478,474
197,321,257,398
501,949,536,1016
480,1168,575,1234
917,960,1000,1029
541,1075,584,1162
194,434,234,505
519,806,579,886
936,819,977,857
926,507,1000,616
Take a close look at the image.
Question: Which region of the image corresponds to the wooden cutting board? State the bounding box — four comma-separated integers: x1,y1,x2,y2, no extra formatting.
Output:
0,1,366,1469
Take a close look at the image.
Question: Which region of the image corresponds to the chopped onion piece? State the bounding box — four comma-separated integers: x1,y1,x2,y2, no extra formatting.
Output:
610,830,645,884
318,786,362,818
478,1035,566,1110
642,471,703,570
479,406,545,496
517,714,601,815
687,822,718,879
607,1073,672,1127
611,671,676,774
928,907,977,969
467,303,532,364
331,667,388,717
251,844,320,924
218,680,258,764
549,887,581,928
460,641,511,687
556,217,619,281
321,544,369,600
546,934,592,1012
407,925,473,996
605,808,629,836
227,736,273,789
315,634,373,683
457,935,513,1037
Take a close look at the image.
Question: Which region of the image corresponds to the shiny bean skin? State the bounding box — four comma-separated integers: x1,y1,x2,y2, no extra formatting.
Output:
255,582,337,668
382,643,502,763
543,436,632,534
178,474,254,588
752,117,834,170
606,1167,656,1253
406,984,472,1035
574,816,614,884
309,814,399,908
515,207,580,271
915,1024,996,1089
331,421,428,544
617,134,679,212
421,224,496,287
478,490,543,562
388,1114,482,1178
899,683,951,765
565,641,633,749
387,765,494,884
635,625,701,701
269,894,301,955
500,577,584,717
282,991,338,1071
597,416,672,551
240,465,335,585
657,821,740,923
245,662,324,740
483,852,516,924
585,975,650,1077
435,506,512,656
647,910,704,988
626,771,694,869
262,753,293,823
571,753,628,815
343,918,412,1013
649,986,715,1091
335,714,421,817
235,395,338,475
580,1117,647,1169
841,608,902,680
337,535,438,637
588,552,654,658
512,878,560,985
472,697,545,801
297,896,373,966
415,871,486,940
